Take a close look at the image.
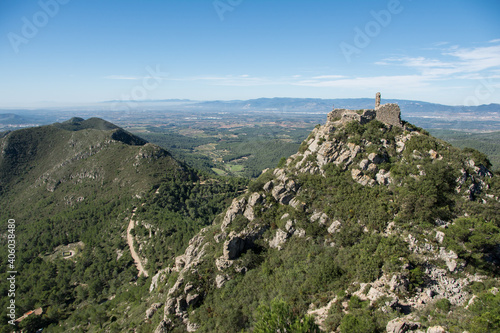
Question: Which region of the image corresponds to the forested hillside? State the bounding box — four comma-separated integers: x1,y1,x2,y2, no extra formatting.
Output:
0,118,246,332
149,112,500,332
0,114,498,333
430,129,500,171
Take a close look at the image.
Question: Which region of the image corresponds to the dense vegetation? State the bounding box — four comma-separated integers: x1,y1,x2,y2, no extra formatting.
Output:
0,120,247,332
137,125,311,178
160,119,499,332
430,129,500,171
0,116,498,332
133,175,248,270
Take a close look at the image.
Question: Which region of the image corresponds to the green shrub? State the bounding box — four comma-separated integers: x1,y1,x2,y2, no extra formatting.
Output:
408,266,425,292
299,141,308,153
348,295,366,309
339,312,376,333
253,298,320,333
435,298,451,312
345,121,365,136
277,157,287,168
467,292,500,333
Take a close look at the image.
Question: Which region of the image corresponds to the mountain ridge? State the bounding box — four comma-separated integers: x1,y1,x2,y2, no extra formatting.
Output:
147,102,500,332
0,112,498,332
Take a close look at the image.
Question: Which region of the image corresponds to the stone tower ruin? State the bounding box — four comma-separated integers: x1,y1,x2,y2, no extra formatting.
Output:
327,93,402,128
374,93,402,127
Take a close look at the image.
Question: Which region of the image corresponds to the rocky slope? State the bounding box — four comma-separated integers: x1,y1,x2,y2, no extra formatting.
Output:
149,107,499,332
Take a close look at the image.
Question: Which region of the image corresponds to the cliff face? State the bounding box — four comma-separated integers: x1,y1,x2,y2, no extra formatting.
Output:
151,107,499,332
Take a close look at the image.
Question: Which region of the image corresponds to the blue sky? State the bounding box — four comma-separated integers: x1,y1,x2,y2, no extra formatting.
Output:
0,0,499,107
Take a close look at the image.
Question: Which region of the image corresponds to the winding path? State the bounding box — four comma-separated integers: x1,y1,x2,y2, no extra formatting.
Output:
127,208,149,277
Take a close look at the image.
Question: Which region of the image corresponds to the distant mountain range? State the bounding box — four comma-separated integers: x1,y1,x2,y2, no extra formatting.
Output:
101,97,500,115
1,97,499,131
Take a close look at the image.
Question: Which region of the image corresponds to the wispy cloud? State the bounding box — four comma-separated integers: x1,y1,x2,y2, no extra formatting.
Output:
158,43,500,100
432,41,451,47
293,75,428,90
311,75,346,80
444,45,500,72
378,44,500,78
169,75,283,86
104,75,141,80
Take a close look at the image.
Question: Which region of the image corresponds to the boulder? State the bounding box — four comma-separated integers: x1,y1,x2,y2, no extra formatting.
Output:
289,197,306,211
154,319,173,333
389,274,409,293
359,159,370,170
367,163,378,173
368,152,385,164
439,247,458,272
310,211,329,225
145,302,163,319
223,233,246,260
386,319,409,333
328,220,342,234
243,206,256,221
215,274,230,288
386,317,420,333
351,168,363,179
149,268,169,292
263,181,273,192
247,192,262,207
221,197,247,231
435,231,445,244
294,228,306,237
269,229,289,250
359,175,376,186
376,169,391,185
427,326,447,333
186,293,201,307
429,149,440,160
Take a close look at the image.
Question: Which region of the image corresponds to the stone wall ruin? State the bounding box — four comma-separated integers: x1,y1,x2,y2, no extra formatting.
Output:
327,93,402,128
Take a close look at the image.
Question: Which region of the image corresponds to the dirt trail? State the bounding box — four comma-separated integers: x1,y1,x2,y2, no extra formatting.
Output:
127,208,149,277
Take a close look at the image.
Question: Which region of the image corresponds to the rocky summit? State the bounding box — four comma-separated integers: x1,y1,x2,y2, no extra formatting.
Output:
150,96,499,332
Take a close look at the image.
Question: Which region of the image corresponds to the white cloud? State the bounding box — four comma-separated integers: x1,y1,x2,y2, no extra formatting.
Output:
169,75,277,86
293,75,428,90
444,45,500,72
432,41,451,47
158,43,500,105
311,75,346,79
104,75,141,80
379,45,500,78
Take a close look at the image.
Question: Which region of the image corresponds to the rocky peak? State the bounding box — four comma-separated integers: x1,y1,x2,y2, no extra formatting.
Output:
151,99,499,332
